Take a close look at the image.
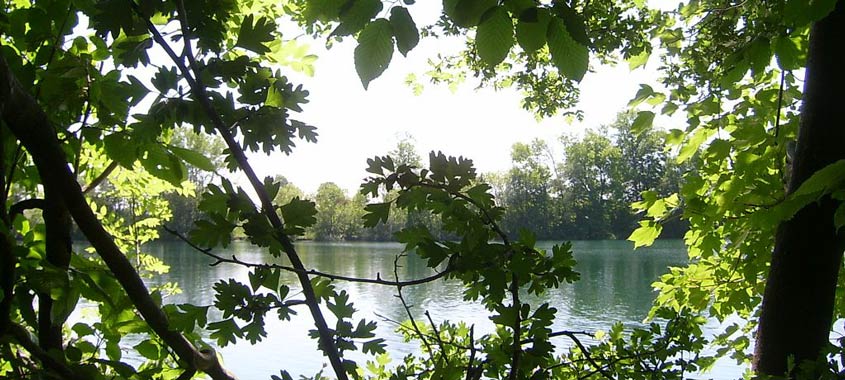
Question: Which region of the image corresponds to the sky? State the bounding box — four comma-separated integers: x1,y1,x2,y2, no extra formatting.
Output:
245,32,659,195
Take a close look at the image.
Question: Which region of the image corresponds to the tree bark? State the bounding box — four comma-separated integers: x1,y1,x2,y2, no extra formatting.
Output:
754,1,845,376
0,126,14,337
38,187,73,354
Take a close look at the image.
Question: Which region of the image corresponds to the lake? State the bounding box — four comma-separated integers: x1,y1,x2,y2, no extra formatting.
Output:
143,239,747,379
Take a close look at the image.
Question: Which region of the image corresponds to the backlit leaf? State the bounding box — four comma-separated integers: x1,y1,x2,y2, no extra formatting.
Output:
354,19,394,89
390,7,419,56
476,6,513,66
547,18,589,82
515,7,550,53
631,111,655,135
235,15,275,54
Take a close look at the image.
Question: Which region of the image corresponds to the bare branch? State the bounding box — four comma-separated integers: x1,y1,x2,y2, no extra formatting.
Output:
163,226,451,287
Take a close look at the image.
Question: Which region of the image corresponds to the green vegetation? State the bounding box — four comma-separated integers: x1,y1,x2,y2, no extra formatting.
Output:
245,113,685,242
1,1,844,380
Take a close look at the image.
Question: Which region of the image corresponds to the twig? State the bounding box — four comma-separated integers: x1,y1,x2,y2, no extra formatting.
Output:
559,331,615,380
392,253,435,359
164,226,451,287
507,276,522,380
133,4,349,377
425,310,451,367
82,160,118,194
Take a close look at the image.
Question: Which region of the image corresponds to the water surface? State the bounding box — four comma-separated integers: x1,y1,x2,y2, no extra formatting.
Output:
144,239,742,379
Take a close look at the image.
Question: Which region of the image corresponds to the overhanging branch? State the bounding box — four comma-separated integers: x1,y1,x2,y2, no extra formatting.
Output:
0,54,236,380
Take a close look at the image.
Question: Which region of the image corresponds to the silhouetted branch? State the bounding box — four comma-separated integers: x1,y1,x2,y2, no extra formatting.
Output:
163,226,451,287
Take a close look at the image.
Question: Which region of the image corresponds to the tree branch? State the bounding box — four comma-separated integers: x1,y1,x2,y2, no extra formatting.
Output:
163,226,451,287
0,53,236,380
8,322,87,380
132,3,348,376
82,160,118,195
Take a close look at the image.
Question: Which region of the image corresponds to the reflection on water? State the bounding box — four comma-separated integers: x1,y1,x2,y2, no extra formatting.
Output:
143,239,739,379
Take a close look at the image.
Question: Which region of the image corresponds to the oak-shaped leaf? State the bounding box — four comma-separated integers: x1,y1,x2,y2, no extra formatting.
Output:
362,202,391,227
280,197,318,235
236,15,275,54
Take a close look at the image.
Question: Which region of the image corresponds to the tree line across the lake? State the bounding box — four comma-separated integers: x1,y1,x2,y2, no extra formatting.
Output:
109,111,688,243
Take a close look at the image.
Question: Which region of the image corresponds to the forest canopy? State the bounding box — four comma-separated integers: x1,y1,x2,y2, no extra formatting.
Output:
1,1,844,380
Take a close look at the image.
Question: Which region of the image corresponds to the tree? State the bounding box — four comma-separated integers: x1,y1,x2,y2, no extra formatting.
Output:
2,1,843,379
499,141,556,238
313,182,354,241
561,130,625,239
307,0,845,376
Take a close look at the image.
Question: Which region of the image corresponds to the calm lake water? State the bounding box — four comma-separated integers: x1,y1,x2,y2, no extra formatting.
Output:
143,240,747,379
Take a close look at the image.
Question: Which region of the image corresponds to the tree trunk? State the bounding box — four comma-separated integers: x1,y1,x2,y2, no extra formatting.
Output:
38,189,72,354
754,1,845,376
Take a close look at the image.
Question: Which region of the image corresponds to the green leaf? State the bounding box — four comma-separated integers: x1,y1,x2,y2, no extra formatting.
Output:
390,7,419,56
362,338,386,354
835,203,845,232
280,197,318,235
103,133,138,168
236,15,275,54
140,144,187,186
515,7,550,53
547,18,589,82
134,340,160,360
168,145,215,171
445,0,497,27
792,160,845,198
362,202,391,227
628,84,655,107
332,0,383,36
354,19,394,89
208,319,243,347
676,127,714,163
628,220,662,248
630,111,655,135
475,6,514,66
304,0,343,23
773,35,804,70
627,49,650,70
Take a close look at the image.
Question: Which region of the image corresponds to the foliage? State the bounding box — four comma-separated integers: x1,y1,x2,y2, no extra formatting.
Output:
2,0,844,380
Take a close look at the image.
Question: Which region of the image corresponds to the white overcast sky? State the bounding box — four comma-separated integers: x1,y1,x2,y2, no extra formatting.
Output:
245,36,658,195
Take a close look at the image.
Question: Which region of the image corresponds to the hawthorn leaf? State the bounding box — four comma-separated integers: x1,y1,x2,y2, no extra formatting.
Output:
362,202,391,227
235,15,275,54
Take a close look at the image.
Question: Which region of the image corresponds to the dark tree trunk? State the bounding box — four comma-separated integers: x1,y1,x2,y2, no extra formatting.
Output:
38,189,72,353
0,127,14,337
754,1,845,376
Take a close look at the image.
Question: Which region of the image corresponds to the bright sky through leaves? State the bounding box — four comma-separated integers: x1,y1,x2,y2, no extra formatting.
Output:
249,34,660,194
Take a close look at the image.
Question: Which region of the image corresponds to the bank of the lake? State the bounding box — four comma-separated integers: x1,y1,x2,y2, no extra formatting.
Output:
143,239,747,379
